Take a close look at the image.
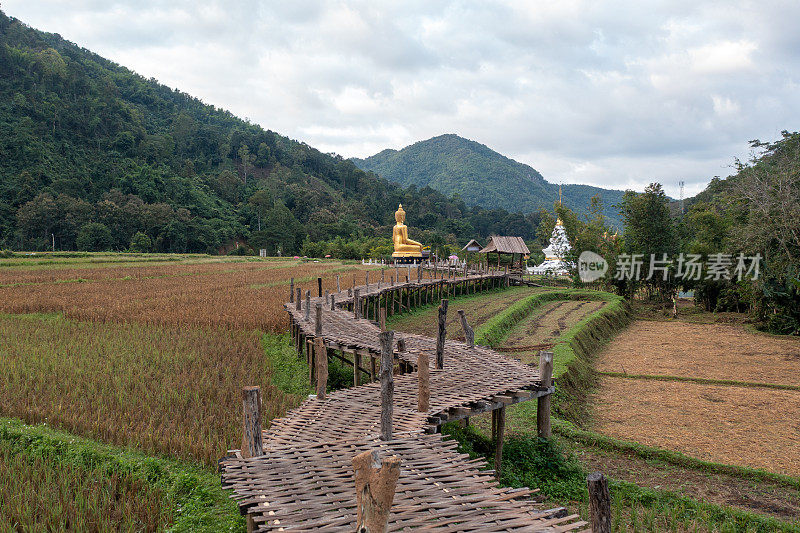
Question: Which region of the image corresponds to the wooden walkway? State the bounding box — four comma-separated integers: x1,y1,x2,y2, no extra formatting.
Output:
221,272,588,532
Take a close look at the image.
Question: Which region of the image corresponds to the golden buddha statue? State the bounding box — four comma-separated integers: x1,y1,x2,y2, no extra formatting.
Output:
392,204,424,257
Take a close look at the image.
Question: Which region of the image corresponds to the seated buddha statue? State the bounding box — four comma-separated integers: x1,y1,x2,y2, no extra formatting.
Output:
392,204,423,256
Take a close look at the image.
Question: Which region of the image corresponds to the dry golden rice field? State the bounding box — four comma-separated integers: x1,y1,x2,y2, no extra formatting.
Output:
0,255,401,331
593,320,800,476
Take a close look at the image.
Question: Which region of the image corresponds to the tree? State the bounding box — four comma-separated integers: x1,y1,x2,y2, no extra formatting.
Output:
76,222,113,251
129,231,152,253
619,183,678,300
238,144,254,186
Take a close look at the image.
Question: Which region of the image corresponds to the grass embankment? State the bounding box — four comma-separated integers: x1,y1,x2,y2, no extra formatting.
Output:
0,418,243,532
443,423,800,532
475,289,631,424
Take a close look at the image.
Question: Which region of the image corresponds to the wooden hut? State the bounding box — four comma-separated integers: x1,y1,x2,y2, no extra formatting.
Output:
479,236,530,269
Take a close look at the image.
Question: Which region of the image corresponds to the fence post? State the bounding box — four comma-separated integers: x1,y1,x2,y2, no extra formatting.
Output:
537,351,553,438
436,299,448,369
354,288,361,319
330,293,336,311
315,302,323,336
304,291,310,320
457,310,474,348
315,338,328,399
494,405,506,477
418,351,429,412
241,386,263,458
295,287,301,311
379,307,386,332
587,472,611,533
379,330,394,441
317,277,322,298
289,278,294,303
353,450,401,533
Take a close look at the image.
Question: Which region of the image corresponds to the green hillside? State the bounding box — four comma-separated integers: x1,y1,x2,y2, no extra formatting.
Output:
0,11,542,254
352,134,626,227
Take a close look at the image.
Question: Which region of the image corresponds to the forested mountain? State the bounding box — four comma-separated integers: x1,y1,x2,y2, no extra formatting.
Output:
352,134,626,227
0,11,543,254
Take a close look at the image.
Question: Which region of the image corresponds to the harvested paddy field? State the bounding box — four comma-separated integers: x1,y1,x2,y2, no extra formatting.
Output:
596,321,800,386
0,256,392,331
592,376,800,477
385,286,546,339
498,299,607,363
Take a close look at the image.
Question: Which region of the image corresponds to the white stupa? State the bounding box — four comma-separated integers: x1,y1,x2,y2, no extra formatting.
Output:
529,216,572,276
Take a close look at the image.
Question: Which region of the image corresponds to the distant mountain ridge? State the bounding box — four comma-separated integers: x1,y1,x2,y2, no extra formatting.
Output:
352,134,625,227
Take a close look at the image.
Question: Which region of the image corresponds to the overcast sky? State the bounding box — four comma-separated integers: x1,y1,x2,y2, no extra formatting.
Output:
5,1,800,197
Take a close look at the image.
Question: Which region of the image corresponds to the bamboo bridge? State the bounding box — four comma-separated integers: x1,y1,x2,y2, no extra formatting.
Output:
220,267,588,532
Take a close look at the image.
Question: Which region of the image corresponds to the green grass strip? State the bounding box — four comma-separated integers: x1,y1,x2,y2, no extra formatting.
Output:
554,419,800,491
600,371,800,392
0,418,244,532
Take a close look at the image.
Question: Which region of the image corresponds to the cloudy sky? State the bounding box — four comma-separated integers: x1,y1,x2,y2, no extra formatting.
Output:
5,1,800,197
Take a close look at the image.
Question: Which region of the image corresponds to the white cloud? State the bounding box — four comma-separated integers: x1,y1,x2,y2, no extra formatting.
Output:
4,0,800,197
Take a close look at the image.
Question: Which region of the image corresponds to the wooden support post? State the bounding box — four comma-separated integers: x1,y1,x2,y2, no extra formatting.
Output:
241,386,263,458
379,330,394,441
304,291,310,320
296,287,301,311
370,355,377,382
587,472,611,533
353,450,401,533
417,351,429,412
289,278,294,303
494,405,506,477
315,338,328,399
457,309,474,348
354,350,361,386
436,299,448,369
315,302,323,337
379,307,386,332
317,277,322,298
337,274,341,293
354,289,361,319
537,350,554,439
330,294,336,311
324,289,329,305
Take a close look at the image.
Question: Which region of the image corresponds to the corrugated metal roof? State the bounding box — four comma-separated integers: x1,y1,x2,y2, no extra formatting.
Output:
479,236,531,255
462,239,482,252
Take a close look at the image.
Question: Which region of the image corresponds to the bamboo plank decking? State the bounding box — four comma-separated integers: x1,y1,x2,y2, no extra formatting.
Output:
221,273,587,532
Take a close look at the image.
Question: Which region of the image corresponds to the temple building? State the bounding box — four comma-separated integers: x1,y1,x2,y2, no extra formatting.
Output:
529,217,572,276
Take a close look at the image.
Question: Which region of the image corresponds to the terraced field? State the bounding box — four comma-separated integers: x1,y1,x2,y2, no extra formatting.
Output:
497,299,607,364
385,285,547,339
592,320,800,477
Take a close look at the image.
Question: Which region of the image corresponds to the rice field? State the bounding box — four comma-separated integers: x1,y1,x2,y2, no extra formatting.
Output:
0,444,171,532
0,255,393,331
0,313,302,465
